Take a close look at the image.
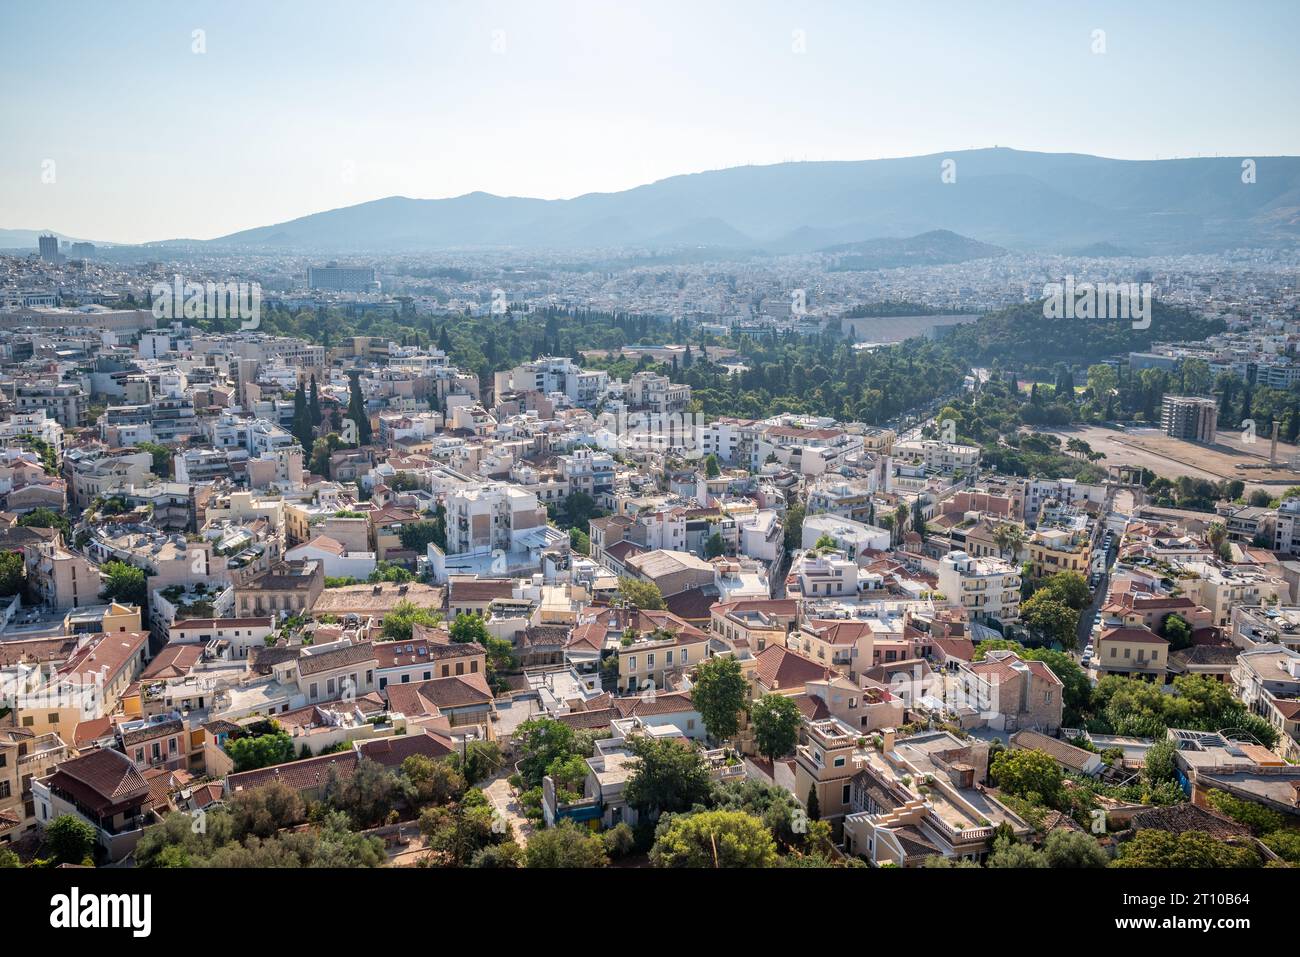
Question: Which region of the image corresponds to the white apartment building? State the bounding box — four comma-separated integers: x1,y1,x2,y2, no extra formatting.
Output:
937,550,1022,626
891,439,981,474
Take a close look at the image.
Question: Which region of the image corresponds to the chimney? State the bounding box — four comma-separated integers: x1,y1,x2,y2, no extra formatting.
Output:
881,727,896,753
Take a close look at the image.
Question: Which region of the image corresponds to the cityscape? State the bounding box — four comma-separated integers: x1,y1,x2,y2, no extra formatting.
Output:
1,0,1297,934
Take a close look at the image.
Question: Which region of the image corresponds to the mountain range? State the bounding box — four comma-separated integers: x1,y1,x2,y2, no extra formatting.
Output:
12,148,1300,256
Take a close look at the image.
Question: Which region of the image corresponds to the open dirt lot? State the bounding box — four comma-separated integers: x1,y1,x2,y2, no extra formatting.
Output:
1040,424,1300,495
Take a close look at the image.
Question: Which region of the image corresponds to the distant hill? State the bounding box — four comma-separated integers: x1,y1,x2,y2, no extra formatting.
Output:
823,229,1007,270
26,147,1298,255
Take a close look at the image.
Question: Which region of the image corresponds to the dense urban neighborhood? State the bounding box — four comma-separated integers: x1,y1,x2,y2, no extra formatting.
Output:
0,234,1299,875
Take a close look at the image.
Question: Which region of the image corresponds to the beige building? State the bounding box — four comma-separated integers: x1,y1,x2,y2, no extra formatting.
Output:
1096,626,1169,679
0,728,71,841
234,559,324,618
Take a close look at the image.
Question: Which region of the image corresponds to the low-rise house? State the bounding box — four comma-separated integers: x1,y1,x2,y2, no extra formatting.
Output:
0,729,70,841
373,639,485,689
1095,626,1169,680
32,747,156,860
958,650,1064,733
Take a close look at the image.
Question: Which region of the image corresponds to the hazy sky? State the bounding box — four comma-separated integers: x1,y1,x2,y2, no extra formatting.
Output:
3,0,1297,243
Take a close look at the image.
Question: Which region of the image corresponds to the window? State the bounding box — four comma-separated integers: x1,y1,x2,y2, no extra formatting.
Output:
680,649,688,664
0,782,9,800
627,657,636,672
842,784,851,804
423,671,431,681
833,756,846,767
309,683,318,699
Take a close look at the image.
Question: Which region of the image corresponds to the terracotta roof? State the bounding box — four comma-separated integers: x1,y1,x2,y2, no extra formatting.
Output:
227,751,359,794
47,748,149,814
355,729,455,767
1130,803,1250,839
297,641,377,676
141,643,202,680
754,645,835,691
72,716,114,749
372,639,481,668
1099,626,1169,646
448,578,515,602
384,673,494,716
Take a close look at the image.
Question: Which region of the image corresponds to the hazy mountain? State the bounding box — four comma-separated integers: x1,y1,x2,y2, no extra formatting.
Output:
186,148,1300,254
823,229,1006,270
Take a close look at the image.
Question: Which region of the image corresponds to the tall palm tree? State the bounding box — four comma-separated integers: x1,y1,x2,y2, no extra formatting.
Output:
993,522,1025,561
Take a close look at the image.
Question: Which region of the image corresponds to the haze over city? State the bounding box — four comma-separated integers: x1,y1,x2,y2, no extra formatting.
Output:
3,0,1300,243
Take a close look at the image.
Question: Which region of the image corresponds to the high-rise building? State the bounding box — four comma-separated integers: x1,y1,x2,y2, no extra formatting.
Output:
307,263,378,293
38,234,60,261
1161,395,1218,444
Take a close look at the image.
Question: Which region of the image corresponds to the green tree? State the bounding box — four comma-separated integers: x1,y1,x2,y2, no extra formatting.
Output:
224,780,306,837
525,820,609,868
650,810,778,868
705,532,726,558
380,600,441,642
1042,829,1109,868
750,693,801,762
345,371,372,445
1020,590,1079,646
291,386,314,451
418,800,498,867
989,748,1063,806
987,833,1046,868
99,560,147,607
1111,829,1261,868
690,655,749,742
1141,737,1180,788
623,736,713,819
1039,570,1090,611
992,522,1025,561
225,729,295,772
704,453,722,478
401,755,466,807
515,718,578,789
323,757,399,828
0,550,25,596
44,814,97,865
616,576,665,610
136,440,173,477
450,612,491,645
19,507,71,538
1160,613,1193,651
399,522,441,552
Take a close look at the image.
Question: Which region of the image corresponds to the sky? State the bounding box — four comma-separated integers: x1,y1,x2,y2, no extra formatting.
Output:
2,0,1298,244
